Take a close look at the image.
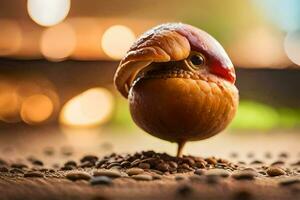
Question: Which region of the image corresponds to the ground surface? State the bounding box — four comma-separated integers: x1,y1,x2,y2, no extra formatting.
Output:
0,126,299,200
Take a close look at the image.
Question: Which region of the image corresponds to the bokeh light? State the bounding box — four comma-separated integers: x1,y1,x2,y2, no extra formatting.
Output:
21,94,54,124
284,30,300,66
60,88,114,127
101,25,135,60
40,23,76,61
27,0,71,27
0,80,21,123
0,20,22,56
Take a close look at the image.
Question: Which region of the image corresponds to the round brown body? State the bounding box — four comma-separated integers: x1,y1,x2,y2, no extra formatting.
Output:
129,75,239,143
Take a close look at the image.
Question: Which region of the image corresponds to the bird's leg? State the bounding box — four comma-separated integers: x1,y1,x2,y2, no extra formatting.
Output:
176,141,186,157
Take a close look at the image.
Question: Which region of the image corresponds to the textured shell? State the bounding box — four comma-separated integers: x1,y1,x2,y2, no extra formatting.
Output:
114,23,233,98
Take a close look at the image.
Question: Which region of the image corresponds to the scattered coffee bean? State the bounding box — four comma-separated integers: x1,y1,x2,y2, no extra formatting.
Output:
93,169,122,178
90,176,112,186
138,162,150,169
11,163,28,169
291,161,300,166
232,171,256,180
0,166,9,172
278,152,289,159
156,163,169,172
31,160,44,166
194,169,205,176
205,157,217,165
43,147,55,156
61,165,75,171
10,168,24,174
132,174,152,181
250,160,263,165
267,167,286,177
264,152,272,159
81,155,98,163
64,160,77,167
271,160,285,166
279,178,300,186
206,169,231,178
24,171,44,178
61,146,73,156
230,152,238,158
120,161,131,168
66,171,91,181
176,184,193,197
126,168,144,176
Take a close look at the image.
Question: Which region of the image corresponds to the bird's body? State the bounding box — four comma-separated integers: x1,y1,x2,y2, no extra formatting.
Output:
114,23,239,156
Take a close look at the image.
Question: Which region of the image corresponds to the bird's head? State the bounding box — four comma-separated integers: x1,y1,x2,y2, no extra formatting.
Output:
114,23,236,98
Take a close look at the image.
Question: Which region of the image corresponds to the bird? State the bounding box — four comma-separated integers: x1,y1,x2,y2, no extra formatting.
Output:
114,23,239,157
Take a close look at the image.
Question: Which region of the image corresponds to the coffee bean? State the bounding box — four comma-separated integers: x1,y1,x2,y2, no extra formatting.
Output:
194,169,205,176
291,161,300,166
279,178,300,186
24,171,44,178
250,160,263,165
66,171,91,181
11,163,28,169
169,161,178,169
64,160,77,167
61,165,75,171
232,190,253,200
205,157,217,165
43,147,55,156
90,176,112,186
132,174,152,181
0,159,7,166
138,163,150,169
93,169,122,178
175,175,185,181
176,184,193,197
31,160,44,166
232,171,256,180
80,155,98,163
230,152,238,158
267,167,286,177
152,174,162,180
271,160,285,166
247,152,254,158
120,161,131,168
130,159,141,167
10,168,24,174
80,161,95,168
107,162,121,169
126,168,144,176
156,163,169,172
279,152,289,158
183,157,195,166
206,169,231,178
0,166,9,172
195,161,206,168
264,152,272,159
61,146,73,156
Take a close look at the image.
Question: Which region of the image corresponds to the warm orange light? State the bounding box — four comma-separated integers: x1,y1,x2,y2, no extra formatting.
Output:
101,25,135,60
60,88,114,127
0,20,22,56
20,94,54,124
40,23,76,61
27,0,71,27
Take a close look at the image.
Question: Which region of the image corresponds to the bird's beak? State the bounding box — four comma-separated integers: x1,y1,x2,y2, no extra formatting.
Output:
210,63,236,84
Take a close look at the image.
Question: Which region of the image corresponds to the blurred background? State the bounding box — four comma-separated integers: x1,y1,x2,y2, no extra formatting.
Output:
0,0,299,162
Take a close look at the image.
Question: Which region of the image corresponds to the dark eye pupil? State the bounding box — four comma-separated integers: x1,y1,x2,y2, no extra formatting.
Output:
190,55,204,65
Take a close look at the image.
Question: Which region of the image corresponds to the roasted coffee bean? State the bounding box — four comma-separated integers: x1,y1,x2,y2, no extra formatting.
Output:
194,169,205,176
291,161,300,166
195,161,206,168
80,155,98,163
266,167,286,177
64,160,77,167
176,184,193,197
247,152,254,158
232,171,256,180
175,175,185,181
132,174,152,181
183,157,195,166
11,163,28,169
250,160,263,165
130,159,142,167
80,161,95,168
24,171,44,178
31,160,44,166
180,163,191,170
61,146,73,156
90,176,112,186
10,168,24,174
66,171,91,181
107,163,121,169
61,165,75,171
93,169,122,178
138,162,150,169
169,161,178,169
43,147,55,156
230,152,238,158
279,178,300,186
0,166,9,172
156,163,169,172
126,168,144,176
206,169,231,178
264,152,272,159
279,152,289,158
271,161,285,166
120,161,131,168
205,157,217,165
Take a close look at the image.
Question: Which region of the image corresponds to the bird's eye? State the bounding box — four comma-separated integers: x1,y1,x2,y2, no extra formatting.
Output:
187,52,205,69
